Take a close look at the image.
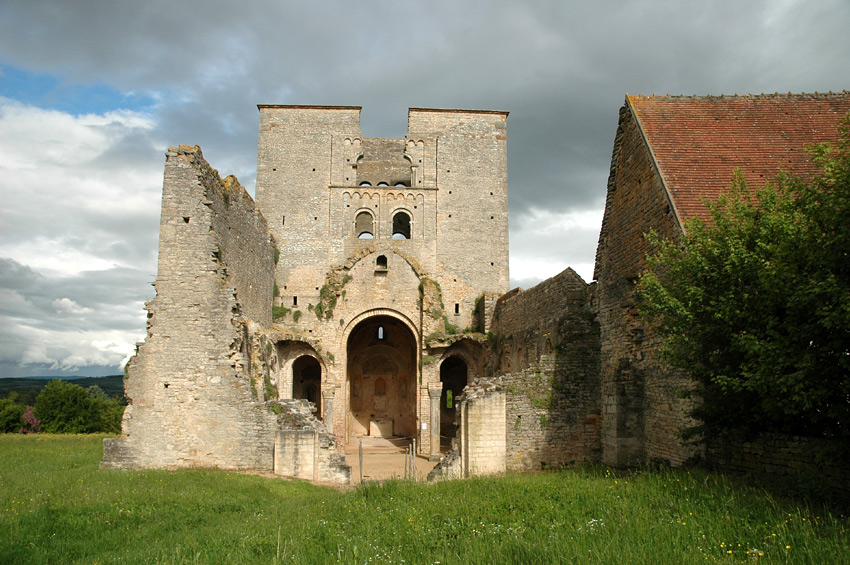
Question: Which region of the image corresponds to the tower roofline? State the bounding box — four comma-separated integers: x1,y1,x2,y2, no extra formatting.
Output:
409,107,509,117
257,104,362,111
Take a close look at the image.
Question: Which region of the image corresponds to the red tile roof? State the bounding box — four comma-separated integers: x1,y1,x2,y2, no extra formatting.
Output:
628,92,850,224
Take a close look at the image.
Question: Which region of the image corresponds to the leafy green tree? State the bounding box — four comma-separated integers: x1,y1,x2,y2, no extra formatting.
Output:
0,397,26,432
638,117,850,445
34,380,124,434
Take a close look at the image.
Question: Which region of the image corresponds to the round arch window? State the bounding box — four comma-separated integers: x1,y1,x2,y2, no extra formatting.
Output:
392,211,411,239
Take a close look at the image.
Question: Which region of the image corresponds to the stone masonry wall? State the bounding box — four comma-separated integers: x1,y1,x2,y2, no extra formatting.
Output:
103,146,322,476
488,268,601,470
706,434,850,503
459,386,507,477
595,103,699,467
408,109,510,304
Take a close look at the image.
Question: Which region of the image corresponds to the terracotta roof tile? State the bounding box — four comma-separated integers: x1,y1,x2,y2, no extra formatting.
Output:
628,92,850,223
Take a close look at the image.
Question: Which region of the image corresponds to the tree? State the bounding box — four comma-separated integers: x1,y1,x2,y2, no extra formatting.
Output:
0,397,26,432
638,117,850,446
34,380,124,434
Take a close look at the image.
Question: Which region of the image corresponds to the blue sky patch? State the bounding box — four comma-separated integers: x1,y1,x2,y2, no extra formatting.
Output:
0,64,155,115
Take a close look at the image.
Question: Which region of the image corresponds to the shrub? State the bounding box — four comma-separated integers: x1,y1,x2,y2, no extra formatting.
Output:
0,398,26,432
34,380,123,434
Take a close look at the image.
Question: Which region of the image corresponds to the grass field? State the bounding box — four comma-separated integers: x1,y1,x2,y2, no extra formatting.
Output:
1,435,848,564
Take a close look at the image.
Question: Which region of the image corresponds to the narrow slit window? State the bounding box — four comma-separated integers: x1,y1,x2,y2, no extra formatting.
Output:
454,303,460,314
377,326,385,340
293,296,297,306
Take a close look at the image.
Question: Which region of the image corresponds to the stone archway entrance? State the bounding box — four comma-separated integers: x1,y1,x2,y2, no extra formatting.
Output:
346,315,417,442
292,355,322,419
439,355,468,445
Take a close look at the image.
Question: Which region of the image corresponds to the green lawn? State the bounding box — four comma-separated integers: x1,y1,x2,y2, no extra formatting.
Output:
1,434,847,564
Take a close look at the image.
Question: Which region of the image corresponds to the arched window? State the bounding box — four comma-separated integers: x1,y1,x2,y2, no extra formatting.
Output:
392,211,411,239
376,255,388,270
355,211,374,239
359,181,372,187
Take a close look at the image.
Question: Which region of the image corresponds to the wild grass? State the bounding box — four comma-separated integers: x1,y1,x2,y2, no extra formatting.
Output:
1,434,848,564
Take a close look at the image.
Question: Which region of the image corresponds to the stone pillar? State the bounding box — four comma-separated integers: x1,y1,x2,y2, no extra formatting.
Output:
322,385,336,430
428,382,443,461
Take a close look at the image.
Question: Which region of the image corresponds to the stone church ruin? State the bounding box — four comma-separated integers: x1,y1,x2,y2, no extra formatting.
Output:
103,94,850,486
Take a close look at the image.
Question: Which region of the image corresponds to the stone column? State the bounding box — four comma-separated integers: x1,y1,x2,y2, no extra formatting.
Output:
428,382,443,461
321,385,335,428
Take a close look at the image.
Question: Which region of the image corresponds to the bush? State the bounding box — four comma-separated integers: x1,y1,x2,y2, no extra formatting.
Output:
638,116,850,445
34,380,123,434
0,398,26,432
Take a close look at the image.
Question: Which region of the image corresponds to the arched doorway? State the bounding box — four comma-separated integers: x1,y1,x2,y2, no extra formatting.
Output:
347,315,417,441
439,356,468,444
292,355,322,419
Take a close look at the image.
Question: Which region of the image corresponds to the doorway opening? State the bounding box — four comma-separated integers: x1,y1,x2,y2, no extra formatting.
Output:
347,315,417,442
439,355,468,446
292,355,322,419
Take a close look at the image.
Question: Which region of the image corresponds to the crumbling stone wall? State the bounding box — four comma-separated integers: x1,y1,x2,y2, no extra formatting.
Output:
595,105,699,467
706,434,850,503
102,145,349,483
487,268,601,470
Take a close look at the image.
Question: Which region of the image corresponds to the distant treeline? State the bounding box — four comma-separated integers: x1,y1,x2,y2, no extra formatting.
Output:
0,376,125,434
0,375,124,406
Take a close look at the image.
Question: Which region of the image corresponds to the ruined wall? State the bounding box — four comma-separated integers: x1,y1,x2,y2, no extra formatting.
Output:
595,104,699,467
488,268,601,470
459,386,507,477
103,146,286,472
706,434,850,502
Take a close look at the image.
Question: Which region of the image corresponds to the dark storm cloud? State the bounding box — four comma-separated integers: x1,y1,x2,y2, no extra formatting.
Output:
0,0,848,374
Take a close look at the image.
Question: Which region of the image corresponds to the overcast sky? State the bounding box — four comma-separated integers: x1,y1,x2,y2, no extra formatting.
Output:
1,0,848,378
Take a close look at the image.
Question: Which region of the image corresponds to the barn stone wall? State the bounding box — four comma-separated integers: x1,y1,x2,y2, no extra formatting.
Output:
706,434,850,503
595,105,700,467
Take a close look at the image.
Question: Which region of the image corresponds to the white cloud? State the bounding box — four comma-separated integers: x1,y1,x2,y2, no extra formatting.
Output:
0,99,162,277
52,297,93,315
510,207,604,285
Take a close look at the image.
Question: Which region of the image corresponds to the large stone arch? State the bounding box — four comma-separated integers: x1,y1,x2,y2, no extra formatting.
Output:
344,311,419,443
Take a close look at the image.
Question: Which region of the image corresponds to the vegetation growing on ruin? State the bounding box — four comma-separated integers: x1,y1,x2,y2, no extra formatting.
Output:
263,371,278,400
2,434,848,563
272,305,289,322
639,118,850,451
506,370,553,411
314,274,352,321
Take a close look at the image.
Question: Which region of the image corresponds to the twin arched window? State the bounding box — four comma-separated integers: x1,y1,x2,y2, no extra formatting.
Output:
353,210,411,239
